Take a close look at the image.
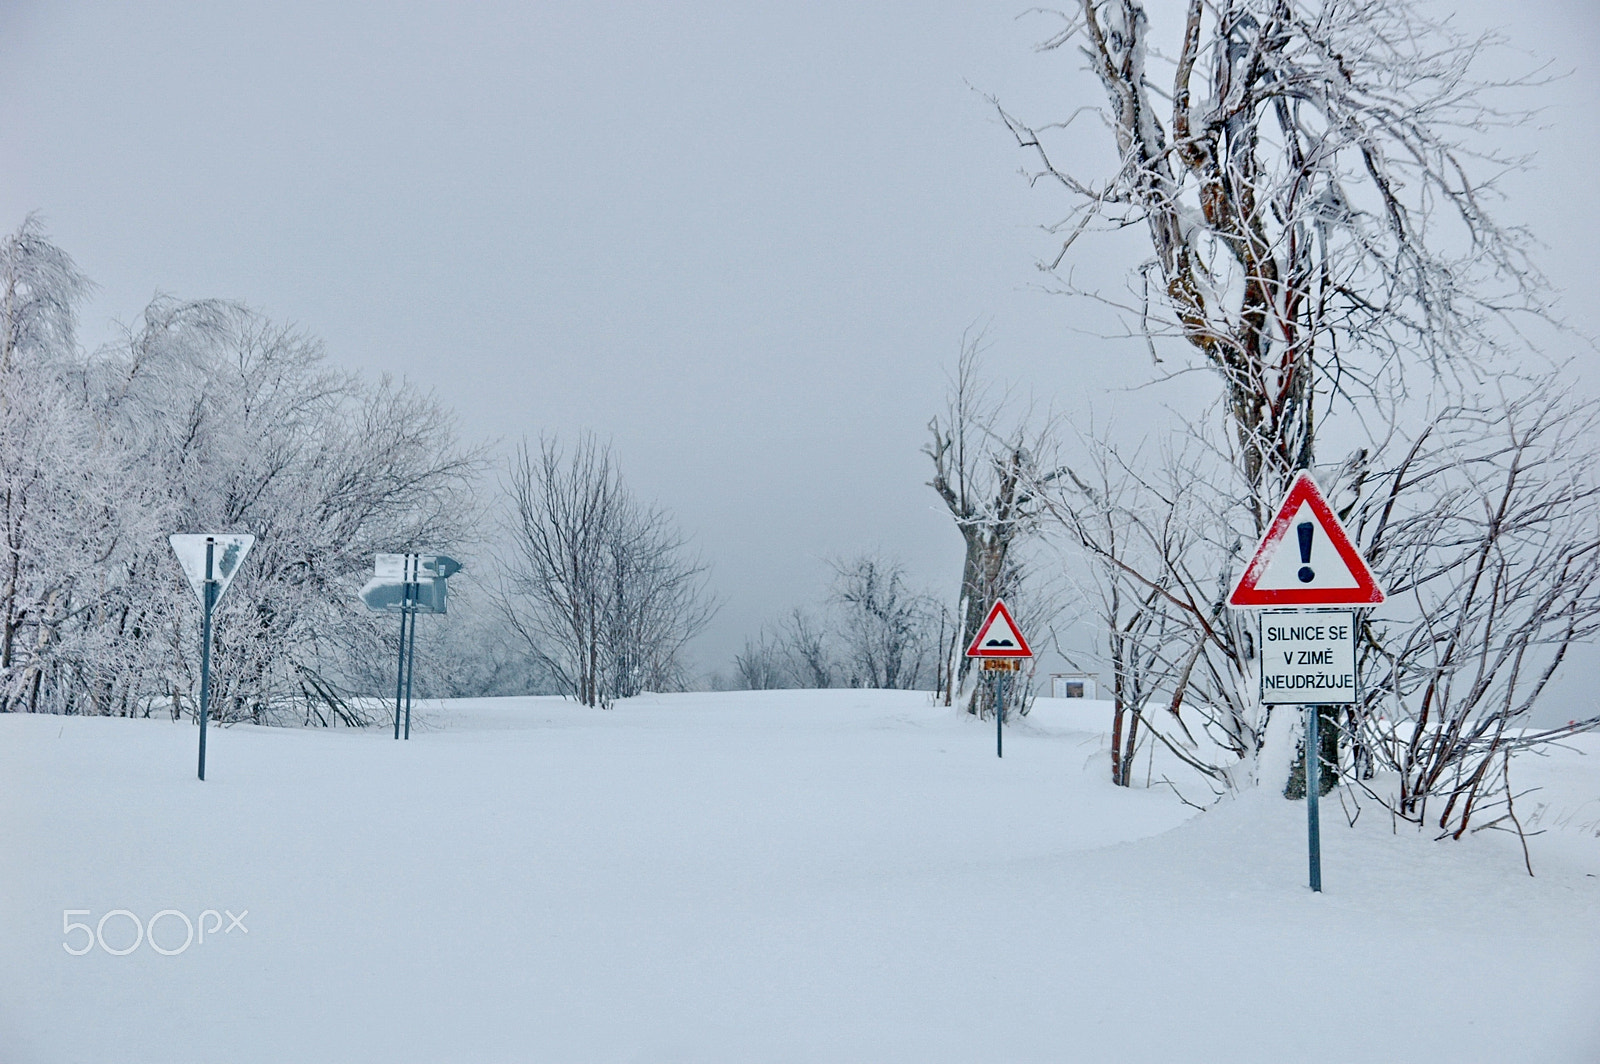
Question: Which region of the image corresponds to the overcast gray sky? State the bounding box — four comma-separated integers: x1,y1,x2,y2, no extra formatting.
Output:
3,0,1598,700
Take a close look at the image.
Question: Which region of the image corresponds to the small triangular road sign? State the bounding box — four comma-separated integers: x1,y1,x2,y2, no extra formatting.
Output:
170,534,256,607
1228,473,1384,608
965,599,1033,657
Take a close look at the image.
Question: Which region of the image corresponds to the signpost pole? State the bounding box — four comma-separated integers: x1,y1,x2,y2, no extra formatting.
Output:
197,538,215,782
392,576,411,741
171,533,253,781
403,577,418,740
1306,704,1322,892
995,670,1004,759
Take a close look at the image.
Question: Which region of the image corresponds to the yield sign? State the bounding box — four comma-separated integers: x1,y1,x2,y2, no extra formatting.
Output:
1228,473,1384,608
169,534,255,606
965,599,1033,657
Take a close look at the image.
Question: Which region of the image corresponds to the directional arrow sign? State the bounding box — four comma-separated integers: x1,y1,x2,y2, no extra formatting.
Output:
169,534,255,605
358,577,447,615
360,553,457,615
1228,473,1384,608
422,555,461,579
965,599,1033,658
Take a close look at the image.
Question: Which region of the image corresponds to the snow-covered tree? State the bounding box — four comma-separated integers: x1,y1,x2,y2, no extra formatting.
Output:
829,554,939,691
779,609,834,689
81,299,482,723
0,217,111,713
999,0,1547,517
1045,434,1211,786
733,629,787,690
1346,380,1600,840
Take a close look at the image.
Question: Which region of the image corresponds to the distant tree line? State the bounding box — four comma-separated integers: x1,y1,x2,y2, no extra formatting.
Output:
729,555,944,694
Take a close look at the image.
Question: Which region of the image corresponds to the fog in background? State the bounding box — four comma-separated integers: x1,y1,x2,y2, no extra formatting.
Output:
3,0,1597,716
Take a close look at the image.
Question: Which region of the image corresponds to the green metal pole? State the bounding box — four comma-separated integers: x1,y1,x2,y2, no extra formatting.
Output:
403,596,418,740
995,670,1004,759
198,539,215,782
393,582,410,741
1307,704,1322,892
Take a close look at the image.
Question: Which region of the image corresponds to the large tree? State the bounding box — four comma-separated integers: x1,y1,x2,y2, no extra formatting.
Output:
1000,0,1579,811
0,217,102,712
999,0,1544,516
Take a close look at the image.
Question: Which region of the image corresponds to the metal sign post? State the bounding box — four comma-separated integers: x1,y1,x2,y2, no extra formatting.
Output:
392,575,410,741
1259,609,1356,892
170,534,255,781
1227,473,1384,894
403,561,419,740
983,659,1021,757
965,600,1033,760
197,539,215,781
1306,705,1321,892
1256,608,1363,895
997,669,1003,757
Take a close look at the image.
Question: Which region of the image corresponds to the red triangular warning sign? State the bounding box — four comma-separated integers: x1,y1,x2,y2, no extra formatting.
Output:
1228,472,1384,607
965,599,1033,657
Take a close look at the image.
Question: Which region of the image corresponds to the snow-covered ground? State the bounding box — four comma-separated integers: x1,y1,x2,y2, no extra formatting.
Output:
2,691,1597,1063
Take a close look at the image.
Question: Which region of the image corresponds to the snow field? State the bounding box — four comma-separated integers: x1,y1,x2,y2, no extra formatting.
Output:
2,691,1597,1062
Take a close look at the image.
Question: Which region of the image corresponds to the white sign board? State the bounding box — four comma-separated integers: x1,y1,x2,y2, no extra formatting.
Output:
169,534,255,606
373,553,406,581
1259,609,1357,705
373,553,458,582
359,576,446,614
374,553,438,581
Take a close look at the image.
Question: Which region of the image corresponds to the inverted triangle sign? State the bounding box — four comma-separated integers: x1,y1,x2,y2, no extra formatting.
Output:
1228,473,1384,607
170,534,256,606
965,599,1033,657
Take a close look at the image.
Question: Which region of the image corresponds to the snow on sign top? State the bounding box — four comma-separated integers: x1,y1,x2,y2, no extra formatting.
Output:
169,534,256,606
1228,472,1384,608
965,599,1033,658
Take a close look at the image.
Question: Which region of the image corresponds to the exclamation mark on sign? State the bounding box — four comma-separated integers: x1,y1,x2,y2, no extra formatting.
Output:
1296,521,1315,583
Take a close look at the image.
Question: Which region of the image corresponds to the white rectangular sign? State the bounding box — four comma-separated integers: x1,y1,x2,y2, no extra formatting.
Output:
1259,609,1357,705
373,553,407,580
374,553,445,581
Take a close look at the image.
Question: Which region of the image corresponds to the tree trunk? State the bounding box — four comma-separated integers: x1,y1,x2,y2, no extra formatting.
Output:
1284,705,1340,799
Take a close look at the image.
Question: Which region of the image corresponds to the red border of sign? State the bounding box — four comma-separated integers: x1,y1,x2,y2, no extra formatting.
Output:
965,599,1033,657
1228,472,1385,607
